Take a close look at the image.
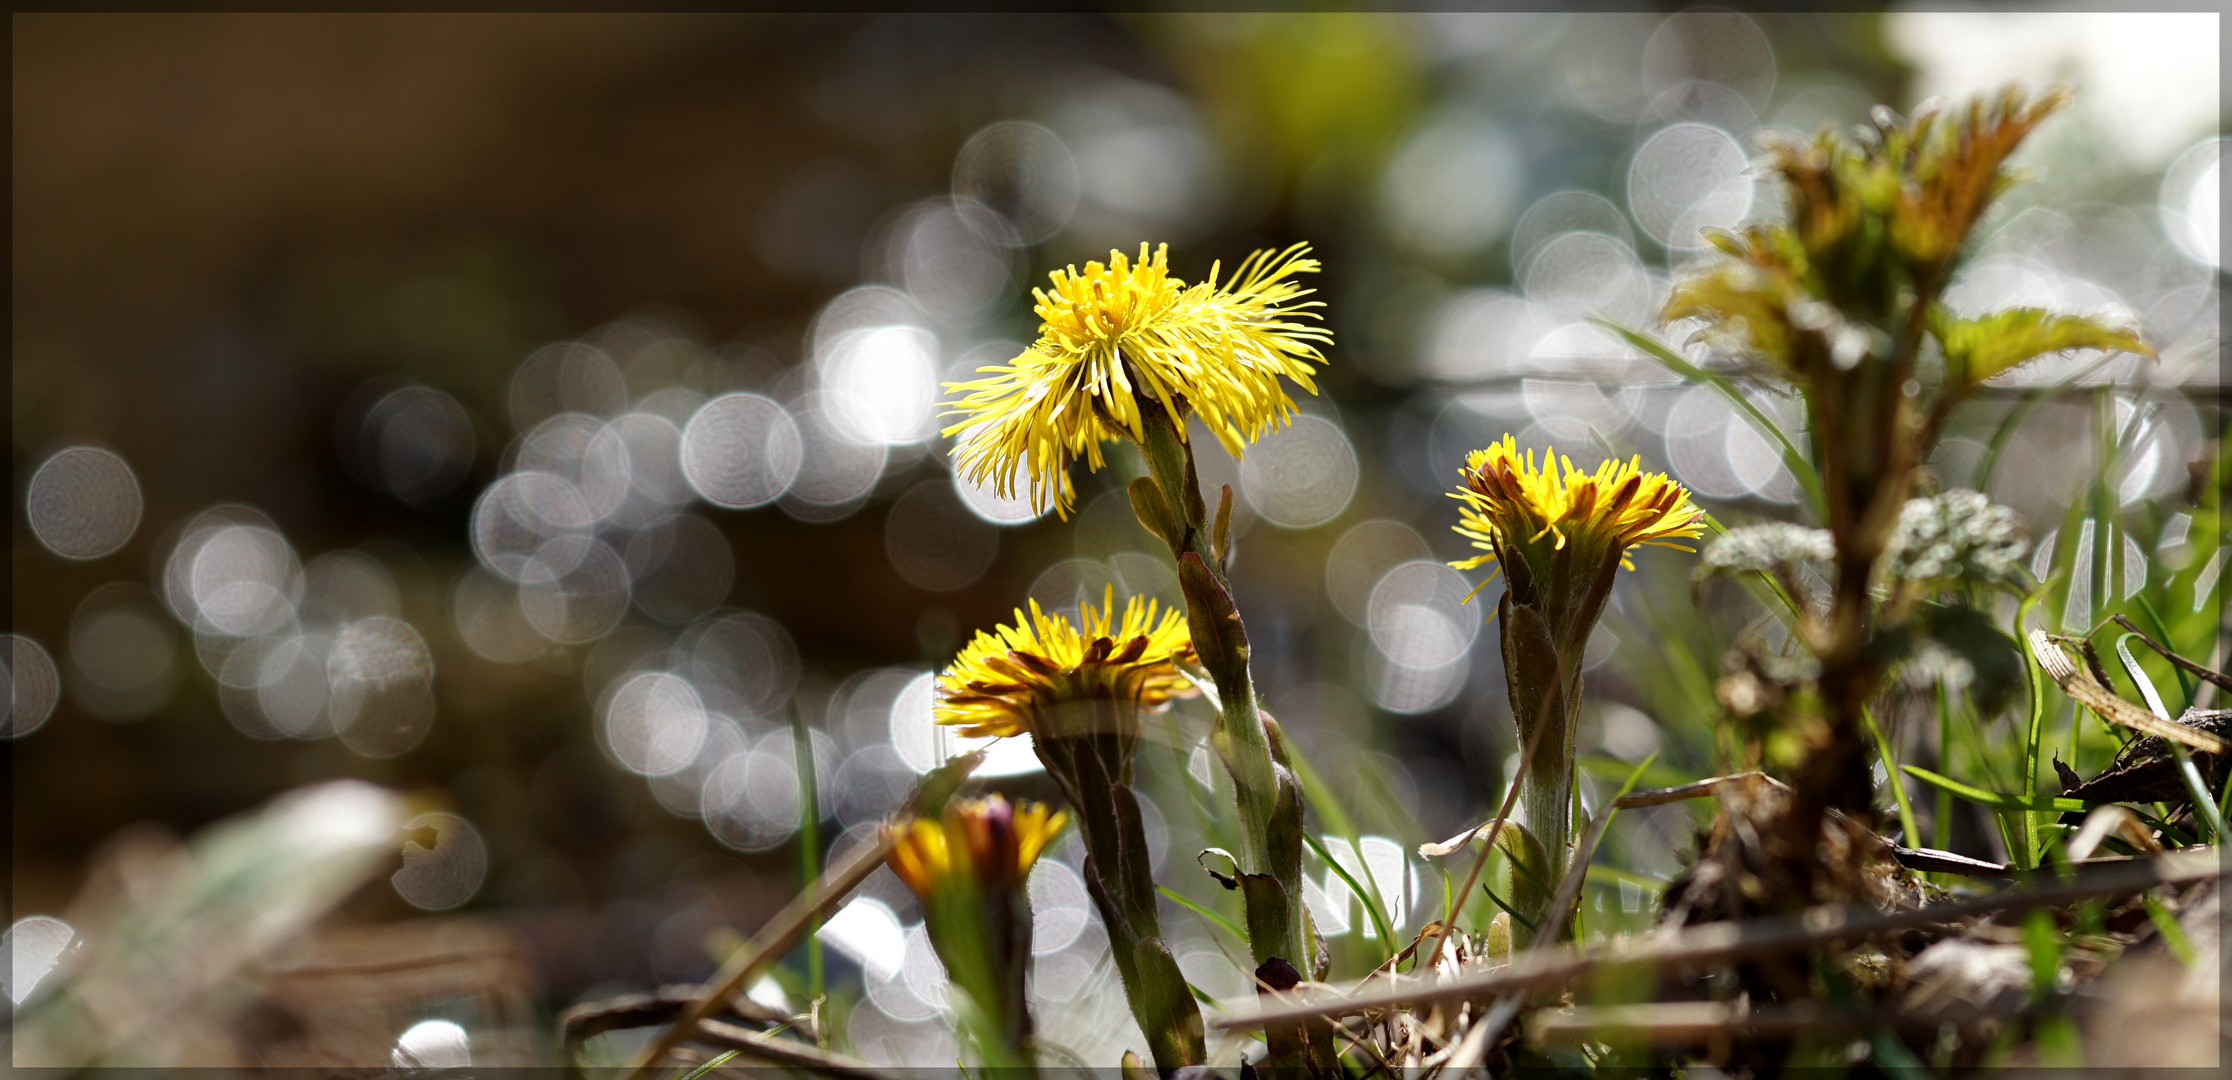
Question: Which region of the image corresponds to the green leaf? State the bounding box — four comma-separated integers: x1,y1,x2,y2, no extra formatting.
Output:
1129,475,1181,553
1930,305,2151,388
1901,765,2090,813
1915,602,2025,717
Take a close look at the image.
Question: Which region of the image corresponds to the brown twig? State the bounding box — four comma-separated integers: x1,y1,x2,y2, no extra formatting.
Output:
1211,846,2222,1031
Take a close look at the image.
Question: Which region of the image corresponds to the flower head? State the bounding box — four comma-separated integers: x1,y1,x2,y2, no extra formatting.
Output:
886,794,1068,898
944,243,1331,517
936,588,1194,740
1881,489,2027,586
1451,435,1705,578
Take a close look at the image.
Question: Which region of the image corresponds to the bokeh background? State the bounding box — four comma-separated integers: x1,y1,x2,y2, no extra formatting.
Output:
8,10,2222,1067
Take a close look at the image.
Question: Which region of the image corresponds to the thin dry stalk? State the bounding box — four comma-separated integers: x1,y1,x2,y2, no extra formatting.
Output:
623,753,983,1077
1611,771,1789,809
1212,846,2223,1031
1422,697,1560,971
687,1020,909,1080
1527,999,2028,1046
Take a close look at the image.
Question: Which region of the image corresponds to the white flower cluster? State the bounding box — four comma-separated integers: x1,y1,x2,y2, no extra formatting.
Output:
1698,522,1834,578
1882,490,2029,585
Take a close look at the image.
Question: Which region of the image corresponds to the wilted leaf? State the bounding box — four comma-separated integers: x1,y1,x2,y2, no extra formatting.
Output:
1892,86,2072,271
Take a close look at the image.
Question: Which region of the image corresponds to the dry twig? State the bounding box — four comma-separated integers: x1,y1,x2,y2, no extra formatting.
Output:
1211,846,2222,1031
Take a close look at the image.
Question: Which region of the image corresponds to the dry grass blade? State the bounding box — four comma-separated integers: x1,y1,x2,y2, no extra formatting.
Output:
1611,771,1789,809
1888,845,2013,878
689,1019,908,1080
2065,805,2161,863
559,984,795,1052
622,750,984,1077
1446,996,1522,1070
2030,631,2226,753
1420,703,1556,971
1534,798,1621,948
1211,847,2222,1031
1528,999,2029,1046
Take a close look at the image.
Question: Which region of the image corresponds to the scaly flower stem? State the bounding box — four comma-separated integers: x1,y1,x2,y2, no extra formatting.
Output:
1136,406,1312,976
1034,714,1205,1072
1500,595,1581,941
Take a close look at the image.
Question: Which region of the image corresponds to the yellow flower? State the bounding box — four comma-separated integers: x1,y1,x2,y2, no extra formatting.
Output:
886,794,1068,898
1451,435,1705,576
936,588,1194,740
944,243,1331,517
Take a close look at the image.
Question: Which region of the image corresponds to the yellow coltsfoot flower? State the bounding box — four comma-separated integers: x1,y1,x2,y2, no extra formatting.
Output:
1451,437,1702,944
1451,434,1705,585
885,793,1065,1070
886,794,1068,899
932,593,1208,1071
935,588,1194,741
943,242,1331,517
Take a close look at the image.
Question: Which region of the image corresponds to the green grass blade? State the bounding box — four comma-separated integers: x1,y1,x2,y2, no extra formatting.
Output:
2164,740,2228,845
1583,864,1669,892
2017,590,2049,869
2128,594,2198,704
1933,683,1955,850
1972,351,2122,493
1861,706,1921,848
2114,633,2177,721
1478,879,1539,938
677,1050,741,1080
1158,884,1247,944
1282,741,1359,842
2144,893,2197,966
1303,832,1396,954
1599,321,1826,515
1901,765,2091,813
791,706,824,1001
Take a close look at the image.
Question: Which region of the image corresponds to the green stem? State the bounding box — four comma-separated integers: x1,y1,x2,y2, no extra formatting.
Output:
791,705,824,1001
1136,409,1308,970
1933,681,1954,850
1502,602,1578,943
2018,591,2048,869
